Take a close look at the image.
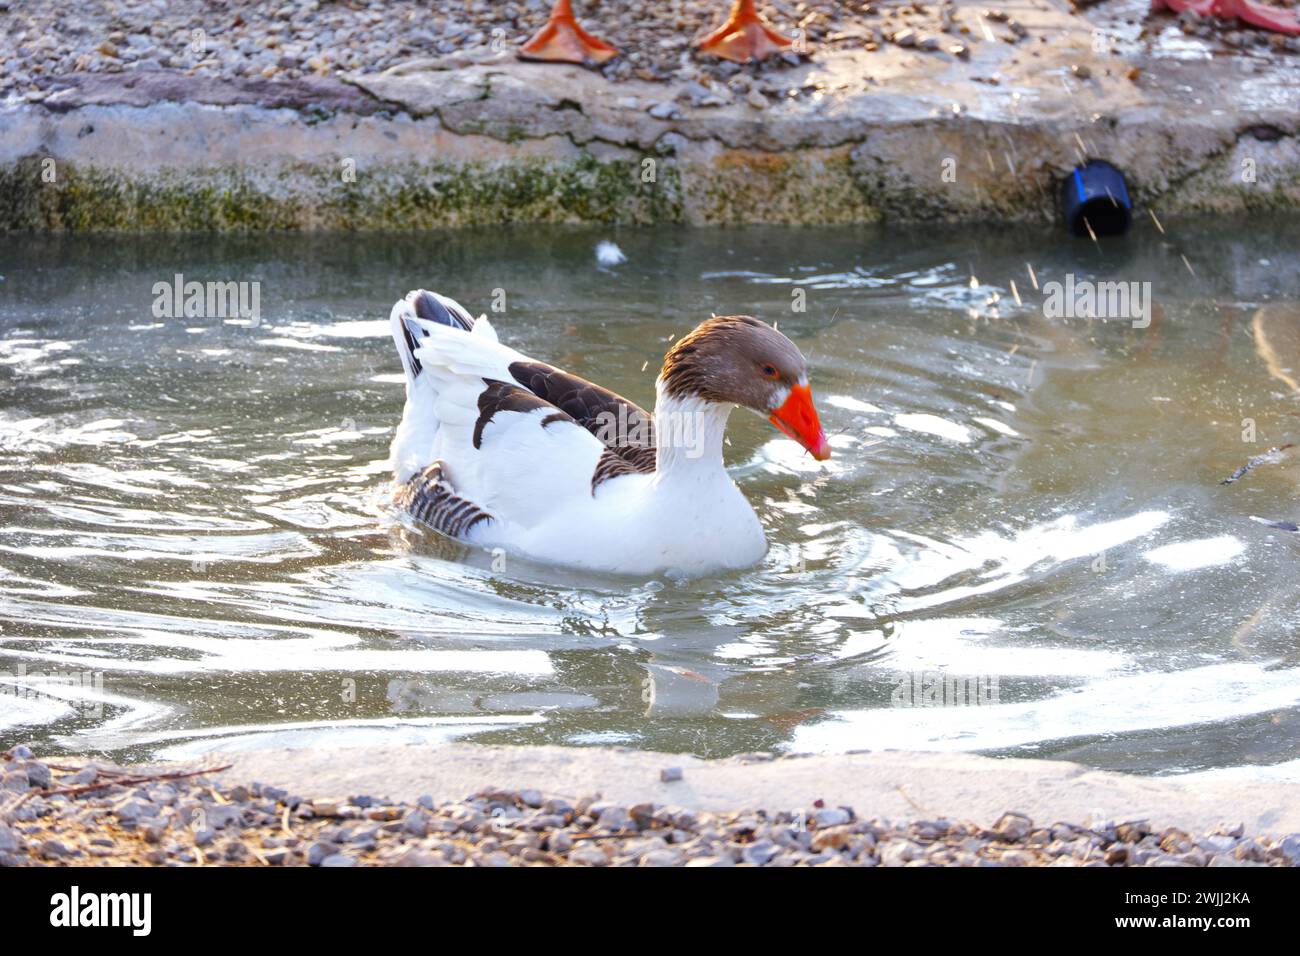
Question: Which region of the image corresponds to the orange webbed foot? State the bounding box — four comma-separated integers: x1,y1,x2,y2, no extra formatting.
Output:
519,0,619,67
695,0,795,63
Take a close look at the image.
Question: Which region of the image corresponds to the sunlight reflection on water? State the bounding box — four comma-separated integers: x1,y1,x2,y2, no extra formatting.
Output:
2,222,1299,777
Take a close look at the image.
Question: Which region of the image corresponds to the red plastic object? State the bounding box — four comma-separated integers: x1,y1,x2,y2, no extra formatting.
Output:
1152,0,1300,35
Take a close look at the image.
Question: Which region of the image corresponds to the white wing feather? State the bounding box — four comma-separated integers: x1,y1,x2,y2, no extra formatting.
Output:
389,291,606,539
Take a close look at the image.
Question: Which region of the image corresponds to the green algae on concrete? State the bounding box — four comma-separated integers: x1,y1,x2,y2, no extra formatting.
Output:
687,147,883,226
315,155,682,229
0,154,684,232
0,159,305,232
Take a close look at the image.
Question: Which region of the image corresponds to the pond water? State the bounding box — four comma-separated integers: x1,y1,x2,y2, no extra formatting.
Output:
2,221,1298,777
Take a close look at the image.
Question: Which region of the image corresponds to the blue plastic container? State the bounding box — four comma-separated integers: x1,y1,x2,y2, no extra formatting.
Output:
1062,160,1132,237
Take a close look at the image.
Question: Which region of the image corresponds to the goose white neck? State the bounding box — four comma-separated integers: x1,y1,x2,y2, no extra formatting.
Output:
652,383,733,479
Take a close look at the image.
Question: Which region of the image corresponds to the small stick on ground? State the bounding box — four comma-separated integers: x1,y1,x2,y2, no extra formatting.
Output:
895,783,932,817
27,765,233,803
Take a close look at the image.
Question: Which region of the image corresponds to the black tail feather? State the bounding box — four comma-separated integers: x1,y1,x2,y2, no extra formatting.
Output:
399,317,425,376
414,291,474,332
398,290,475,380
396,461,493,539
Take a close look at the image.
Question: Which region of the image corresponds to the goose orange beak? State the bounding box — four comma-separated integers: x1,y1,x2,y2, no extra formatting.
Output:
769,384,831,460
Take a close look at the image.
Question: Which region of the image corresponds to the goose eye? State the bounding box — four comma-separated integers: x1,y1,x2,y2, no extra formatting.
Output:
761,364,778,379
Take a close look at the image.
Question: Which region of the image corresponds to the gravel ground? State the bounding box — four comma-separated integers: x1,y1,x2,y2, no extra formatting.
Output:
3,747,1298,867
7,0,1293,89
4,0,1298,104
0,0,851,96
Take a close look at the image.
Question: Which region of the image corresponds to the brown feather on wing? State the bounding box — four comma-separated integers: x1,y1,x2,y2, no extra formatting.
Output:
507,360,656,486
473,379,575,449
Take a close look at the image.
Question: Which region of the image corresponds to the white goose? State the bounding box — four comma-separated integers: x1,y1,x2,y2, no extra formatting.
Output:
388,289,831,576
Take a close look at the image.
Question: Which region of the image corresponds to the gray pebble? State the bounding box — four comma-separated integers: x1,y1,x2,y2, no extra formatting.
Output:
741,840,781,866
25,762,52,789
640,848,686,866
395,848,445,867
114,800,153,824
0,822,20,852
646,101,679,120
594,806,631,831
880,841,921,866
814,807,852,828
1198,834,1238,854
40,839,71,859
307,840,339,866
348,826,381,846
65,767,98,786
402,809,430,837
206,804,242,829
993,812,1033,842
1277,834,1300,864
569,845,608,866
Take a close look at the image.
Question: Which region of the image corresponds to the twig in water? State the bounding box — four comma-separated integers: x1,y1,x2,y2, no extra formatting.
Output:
1220,443,1294,485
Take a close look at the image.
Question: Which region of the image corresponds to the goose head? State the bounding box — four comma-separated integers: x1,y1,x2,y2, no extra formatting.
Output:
659,315,831,461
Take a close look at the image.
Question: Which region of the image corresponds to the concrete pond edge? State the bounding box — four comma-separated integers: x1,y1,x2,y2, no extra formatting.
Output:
2,60,1298,231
